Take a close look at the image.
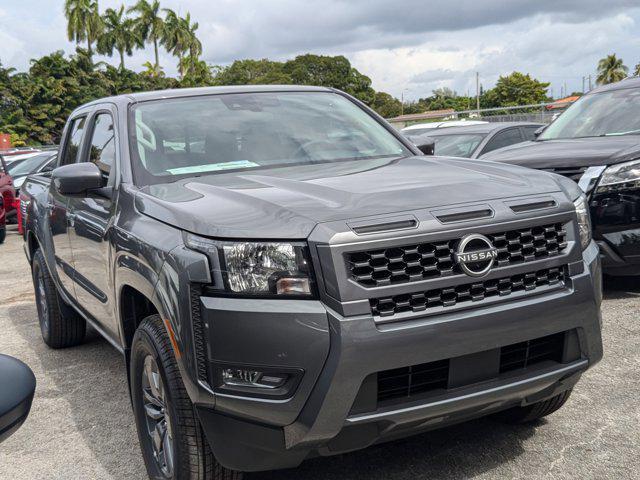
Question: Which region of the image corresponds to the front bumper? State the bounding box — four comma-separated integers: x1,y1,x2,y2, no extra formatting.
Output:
194,242,602,472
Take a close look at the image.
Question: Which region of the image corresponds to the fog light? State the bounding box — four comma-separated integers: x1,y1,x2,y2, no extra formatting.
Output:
221,368,288,389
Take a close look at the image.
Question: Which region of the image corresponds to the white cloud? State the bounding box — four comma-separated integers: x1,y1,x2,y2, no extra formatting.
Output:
1,1,639,100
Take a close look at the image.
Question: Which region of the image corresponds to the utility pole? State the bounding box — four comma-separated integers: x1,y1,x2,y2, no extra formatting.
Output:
582,76,585,93
475,71,480,114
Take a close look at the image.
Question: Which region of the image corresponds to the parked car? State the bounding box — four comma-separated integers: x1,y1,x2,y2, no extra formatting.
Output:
401,119,488,136
405,122,544,159
7,151,57,195
0,156,16,222
22,86,602,479
482,77,640,276
0,196,5,244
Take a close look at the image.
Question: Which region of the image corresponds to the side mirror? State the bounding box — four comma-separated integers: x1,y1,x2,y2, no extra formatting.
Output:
534,126,546,138
52,162,104,195
0,354,36,444
406,134,436,155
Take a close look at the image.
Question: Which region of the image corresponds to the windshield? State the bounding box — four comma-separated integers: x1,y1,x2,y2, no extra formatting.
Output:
130,92,411,185
7,153,54,176
433,134,486,158
540,87,640,140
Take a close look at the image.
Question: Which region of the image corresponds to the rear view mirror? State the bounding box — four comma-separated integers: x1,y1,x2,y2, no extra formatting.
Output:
52,162,104,195
0,354,36,444
405,134,436,155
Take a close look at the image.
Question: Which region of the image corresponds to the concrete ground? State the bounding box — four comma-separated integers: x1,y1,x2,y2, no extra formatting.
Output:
0,226,638,480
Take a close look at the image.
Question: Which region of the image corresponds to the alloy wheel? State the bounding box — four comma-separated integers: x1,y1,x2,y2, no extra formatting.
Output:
36,274,49,335
141,355,175,478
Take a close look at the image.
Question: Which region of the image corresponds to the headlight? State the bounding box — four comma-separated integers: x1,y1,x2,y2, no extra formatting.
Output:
185,234,314,297
596,159,640,193
574,195,591,250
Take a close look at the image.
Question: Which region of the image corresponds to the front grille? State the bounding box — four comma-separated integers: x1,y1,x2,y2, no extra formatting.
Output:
347,223,567,287
376,332,567,403
378,360,449,402
543,166,587,183
500,331,565,373
370,266,566,317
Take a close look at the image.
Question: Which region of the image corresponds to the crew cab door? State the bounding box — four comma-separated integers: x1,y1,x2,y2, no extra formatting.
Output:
49,114,89,297
66,107,119,335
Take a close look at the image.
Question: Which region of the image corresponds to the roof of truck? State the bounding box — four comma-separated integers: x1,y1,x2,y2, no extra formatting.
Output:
80,85,335,109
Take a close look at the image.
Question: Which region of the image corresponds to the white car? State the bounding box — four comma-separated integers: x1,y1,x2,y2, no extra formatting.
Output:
401,120,488,136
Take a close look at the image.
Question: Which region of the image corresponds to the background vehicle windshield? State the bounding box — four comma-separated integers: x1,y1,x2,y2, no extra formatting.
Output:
540,87,640,140
433,134,486,157
130,91,411,185
7,153,53,176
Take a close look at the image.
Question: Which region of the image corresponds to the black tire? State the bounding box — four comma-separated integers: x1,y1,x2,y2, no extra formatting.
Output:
495,389,573,424
131,315,242,480
31,248,86,348
0,227,5,244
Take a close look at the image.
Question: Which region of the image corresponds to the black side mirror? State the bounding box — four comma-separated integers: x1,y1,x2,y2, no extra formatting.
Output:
405,134,436,155
52,162,104,195
534,126,546,138
0,354,36,443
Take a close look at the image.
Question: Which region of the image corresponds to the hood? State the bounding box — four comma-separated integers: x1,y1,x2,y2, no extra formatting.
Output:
481,135,640,168
135,155,566,239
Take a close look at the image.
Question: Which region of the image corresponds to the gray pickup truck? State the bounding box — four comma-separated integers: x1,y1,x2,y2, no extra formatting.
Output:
21,86,603,480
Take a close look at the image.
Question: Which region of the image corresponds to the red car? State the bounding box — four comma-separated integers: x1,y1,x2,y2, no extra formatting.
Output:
0,195,5,244
0,156,16,223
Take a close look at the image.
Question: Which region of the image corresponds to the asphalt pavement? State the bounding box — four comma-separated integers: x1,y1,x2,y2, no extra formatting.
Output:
0,226,638,480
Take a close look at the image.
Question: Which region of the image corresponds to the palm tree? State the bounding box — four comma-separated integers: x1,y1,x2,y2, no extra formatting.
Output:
97,6,142,71
183,13,202,74
128,0,164,70
162,9,191,78
141,60,164,78
596,54,629,85
64,0,103,59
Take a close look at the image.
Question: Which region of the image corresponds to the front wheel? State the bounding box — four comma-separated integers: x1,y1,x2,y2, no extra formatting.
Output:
31,248,85,348
130,315,242,480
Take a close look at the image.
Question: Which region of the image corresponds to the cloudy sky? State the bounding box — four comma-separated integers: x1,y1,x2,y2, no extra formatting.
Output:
1,0,640,100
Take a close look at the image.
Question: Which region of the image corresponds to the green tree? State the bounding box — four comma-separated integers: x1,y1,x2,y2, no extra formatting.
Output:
97,6,142,71
283,54,376,104
64,0,103,59
162,9,191,78
181,13,202,75
482,72,550,107
128,0,164,70
596,54,628,85
371,92,402,118
214,59,290,85
634,62,640,77
141,60,165,78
